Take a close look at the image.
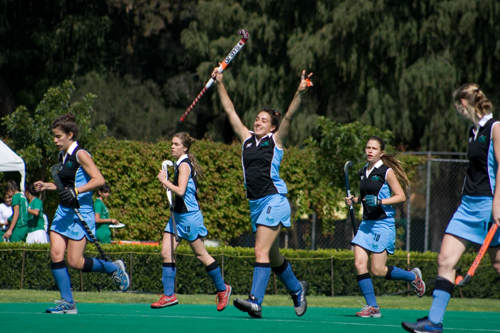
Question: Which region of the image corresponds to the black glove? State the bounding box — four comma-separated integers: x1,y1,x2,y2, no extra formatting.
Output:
365,195,382,207
59,187,79,208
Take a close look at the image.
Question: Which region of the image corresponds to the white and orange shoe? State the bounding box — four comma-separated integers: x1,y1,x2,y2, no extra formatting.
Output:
216,284,232,311
151,294,178,309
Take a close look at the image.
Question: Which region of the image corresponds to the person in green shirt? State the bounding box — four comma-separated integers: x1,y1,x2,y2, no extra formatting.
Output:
25,184,49,244
94,184,119,244
2,180,28,242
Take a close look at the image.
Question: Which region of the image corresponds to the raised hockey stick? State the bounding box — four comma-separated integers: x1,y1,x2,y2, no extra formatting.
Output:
344,161,358,234
50,164,111,261
162,160,179,242
457,223,498,287
179,29,250,123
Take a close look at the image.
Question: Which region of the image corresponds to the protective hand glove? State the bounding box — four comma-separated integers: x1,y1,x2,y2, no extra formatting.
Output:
59,187,79,207
365,195,381,207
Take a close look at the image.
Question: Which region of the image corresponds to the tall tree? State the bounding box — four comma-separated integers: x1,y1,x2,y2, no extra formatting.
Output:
2,80,106,184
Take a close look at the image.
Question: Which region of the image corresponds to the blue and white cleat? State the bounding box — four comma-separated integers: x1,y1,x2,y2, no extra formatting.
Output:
46,299,78,314
291,280,308,316
111,260,130,291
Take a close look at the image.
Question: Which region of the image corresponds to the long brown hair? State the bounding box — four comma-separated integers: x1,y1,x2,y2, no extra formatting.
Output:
173,132,204,180
369,136,411,190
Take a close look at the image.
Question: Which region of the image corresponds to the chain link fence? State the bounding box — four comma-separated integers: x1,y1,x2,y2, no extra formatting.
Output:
229,152,470,252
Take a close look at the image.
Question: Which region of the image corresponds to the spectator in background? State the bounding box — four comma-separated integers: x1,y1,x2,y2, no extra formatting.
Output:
0,189,13,238
2,180,28,242
25,184,49,244
94,183,119,244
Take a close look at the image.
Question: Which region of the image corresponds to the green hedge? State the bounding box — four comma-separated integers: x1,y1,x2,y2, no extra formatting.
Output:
37,138,346,245
1,243,498,298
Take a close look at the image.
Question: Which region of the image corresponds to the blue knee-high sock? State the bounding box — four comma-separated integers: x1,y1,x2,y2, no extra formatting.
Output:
162,263,176,296
428,276,454,324
51,261,73,303
84,257,117,274
385,266,415,282
357,273,377,307
250,263,271,305
206,261,226,292
272,259,301,294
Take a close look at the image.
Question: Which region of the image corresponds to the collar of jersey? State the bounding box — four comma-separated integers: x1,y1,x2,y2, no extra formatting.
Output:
176,154,189,166
478,113,493,127
62,141,79,164
364,159,384,177
249,131,273,146
364,159,383,170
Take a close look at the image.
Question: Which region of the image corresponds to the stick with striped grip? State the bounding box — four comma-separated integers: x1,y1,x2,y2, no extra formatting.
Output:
179,29,249,123
457,223,498,287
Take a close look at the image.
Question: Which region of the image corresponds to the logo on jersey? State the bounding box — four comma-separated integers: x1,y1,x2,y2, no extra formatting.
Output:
66,161,74,168
246,142,253,148
371,175,380,181
260,141,269,147
478,135,487,143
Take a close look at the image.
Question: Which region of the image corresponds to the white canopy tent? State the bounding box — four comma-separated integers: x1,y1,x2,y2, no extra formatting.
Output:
0,139,25,191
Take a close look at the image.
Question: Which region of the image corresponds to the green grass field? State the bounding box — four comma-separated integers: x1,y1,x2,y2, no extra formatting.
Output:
1,289,498,312
1,290,499,333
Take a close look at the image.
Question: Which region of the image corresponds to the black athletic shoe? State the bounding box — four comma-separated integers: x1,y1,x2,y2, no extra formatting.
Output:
233,294,262,318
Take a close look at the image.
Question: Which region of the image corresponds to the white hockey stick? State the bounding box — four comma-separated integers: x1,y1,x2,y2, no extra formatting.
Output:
162,160,179,242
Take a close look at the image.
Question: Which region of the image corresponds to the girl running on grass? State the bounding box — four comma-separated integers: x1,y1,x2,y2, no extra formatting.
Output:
152,132,232,311
345,136,425,318
402,84,500,333
34,113,130,314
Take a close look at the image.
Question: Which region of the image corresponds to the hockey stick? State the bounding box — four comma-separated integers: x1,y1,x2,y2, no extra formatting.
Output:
457,223,498,287
50,164,111,262
344,161,358,234
179,29,250,123
162,160,179,242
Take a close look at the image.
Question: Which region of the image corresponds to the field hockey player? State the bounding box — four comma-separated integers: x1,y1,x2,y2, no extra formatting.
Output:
213,68,312,318
153,132,232,311
346,136,425,318
402,84,500,333
34,113,130,314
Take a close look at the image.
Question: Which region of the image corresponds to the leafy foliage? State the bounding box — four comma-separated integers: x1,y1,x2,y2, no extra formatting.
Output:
3,0,500,151
2,80,106,183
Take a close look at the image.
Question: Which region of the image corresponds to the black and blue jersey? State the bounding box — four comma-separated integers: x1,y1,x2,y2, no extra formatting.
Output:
463,116,499,197
358,160,396,221
172,155,200,213
58,142,92,208
241,133,287,200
